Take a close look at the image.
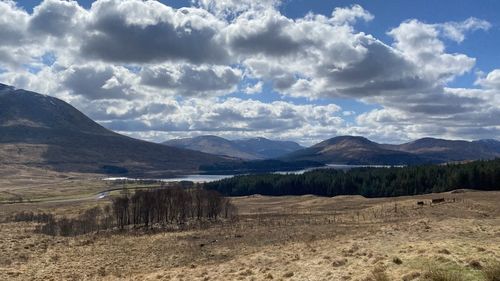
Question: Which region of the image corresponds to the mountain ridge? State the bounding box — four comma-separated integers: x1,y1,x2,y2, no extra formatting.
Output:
281,135,500,165
163,135,304,160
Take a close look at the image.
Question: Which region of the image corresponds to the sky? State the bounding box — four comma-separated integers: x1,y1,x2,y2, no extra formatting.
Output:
1,0,499,145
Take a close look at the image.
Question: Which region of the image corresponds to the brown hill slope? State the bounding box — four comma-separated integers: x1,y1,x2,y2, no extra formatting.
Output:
0,83,231,176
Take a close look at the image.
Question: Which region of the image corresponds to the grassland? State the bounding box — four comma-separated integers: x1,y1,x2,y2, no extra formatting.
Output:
1,175,499,280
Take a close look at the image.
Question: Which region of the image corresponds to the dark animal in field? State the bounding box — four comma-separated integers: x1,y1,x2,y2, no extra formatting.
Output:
417,201,425,206
432,198,445,204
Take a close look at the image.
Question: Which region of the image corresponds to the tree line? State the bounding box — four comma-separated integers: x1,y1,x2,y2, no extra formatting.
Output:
23,187,236,236
112,186,236,230
204,159,500,198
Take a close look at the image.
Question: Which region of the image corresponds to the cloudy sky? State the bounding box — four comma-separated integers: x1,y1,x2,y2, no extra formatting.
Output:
1,0,499,145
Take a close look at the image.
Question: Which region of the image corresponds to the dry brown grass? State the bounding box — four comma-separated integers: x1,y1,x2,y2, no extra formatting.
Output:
1,188,500,280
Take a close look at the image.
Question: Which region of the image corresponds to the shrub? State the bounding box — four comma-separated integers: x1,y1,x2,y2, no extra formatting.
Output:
393,257,403,265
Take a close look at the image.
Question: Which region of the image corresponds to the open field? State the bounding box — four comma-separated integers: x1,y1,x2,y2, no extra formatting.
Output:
1,183,500,281
0,165,108,203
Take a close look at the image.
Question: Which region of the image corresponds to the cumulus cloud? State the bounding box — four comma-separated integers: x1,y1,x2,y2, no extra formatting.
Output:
97,97,343,144
140,64,242,96
81,0,229,64
439,17,491,42
0,0,29,46
225,10,304,57
0,0,498,144
29,0,87,37
330,4,374,25
193,0,279,18
244,81,263,94
61,64,140,100
476,69,500,90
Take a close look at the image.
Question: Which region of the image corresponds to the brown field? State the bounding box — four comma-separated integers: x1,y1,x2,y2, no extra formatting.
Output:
1,177,500,281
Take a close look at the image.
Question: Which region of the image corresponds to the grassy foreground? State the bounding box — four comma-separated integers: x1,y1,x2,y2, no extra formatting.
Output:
1,187,500,280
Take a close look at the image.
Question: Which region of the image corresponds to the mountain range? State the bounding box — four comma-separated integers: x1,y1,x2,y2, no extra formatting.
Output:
281,136,500,165
163,135,304,160
1,83,499,176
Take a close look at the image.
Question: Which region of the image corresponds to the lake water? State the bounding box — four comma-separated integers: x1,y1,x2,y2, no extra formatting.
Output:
103,164,397,183
273,164,395,175
103,174,234,183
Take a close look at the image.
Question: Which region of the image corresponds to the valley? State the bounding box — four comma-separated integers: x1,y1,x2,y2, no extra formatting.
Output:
0,84,499,281
1,0,500,280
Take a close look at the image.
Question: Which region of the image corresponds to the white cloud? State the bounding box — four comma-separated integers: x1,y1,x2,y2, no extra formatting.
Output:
0,0,29,46
330,4,374,26
244,81,263,94
81,0,229,64
192,0,279,18
439,17,491,42
91,97,343,145
476,69,500,90
29,0,87,37
140,64,242,97
0,0,498,144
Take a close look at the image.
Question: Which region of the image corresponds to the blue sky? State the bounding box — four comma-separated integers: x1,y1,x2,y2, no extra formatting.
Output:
2,0,500,144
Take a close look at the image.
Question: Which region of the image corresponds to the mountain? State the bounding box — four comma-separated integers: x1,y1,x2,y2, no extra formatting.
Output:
391,137,500,163
0,83,231,176
473,139,500,154
163,135,258,160
163,136,303,160
281,136,424,165
282,136,500,165
233,137,304,159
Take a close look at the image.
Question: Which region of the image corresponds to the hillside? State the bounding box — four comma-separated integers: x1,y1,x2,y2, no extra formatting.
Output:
164,135,259,160
233,137,304,159
281,136,424,165
0,83,231,176
282,136,500,165
391,137,500,162
164,135,303,160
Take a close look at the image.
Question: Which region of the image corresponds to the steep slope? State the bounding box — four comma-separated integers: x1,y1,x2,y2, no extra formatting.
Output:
393,138,500,162
0,83,230,176
163,135,259,160
164,136,303,159
282,136,424,165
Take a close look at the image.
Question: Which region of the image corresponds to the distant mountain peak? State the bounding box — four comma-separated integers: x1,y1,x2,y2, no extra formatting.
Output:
316,135,375,147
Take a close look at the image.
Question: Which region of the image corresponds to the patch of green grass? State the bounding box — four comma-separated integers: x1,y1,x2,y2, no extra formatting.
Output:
483,262,500,281
414,258,485,281
422,267,466,281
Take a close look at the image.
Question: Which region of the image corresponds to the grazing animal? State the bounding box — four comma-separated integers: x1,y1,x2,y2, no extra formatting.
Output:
417,201,425,206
